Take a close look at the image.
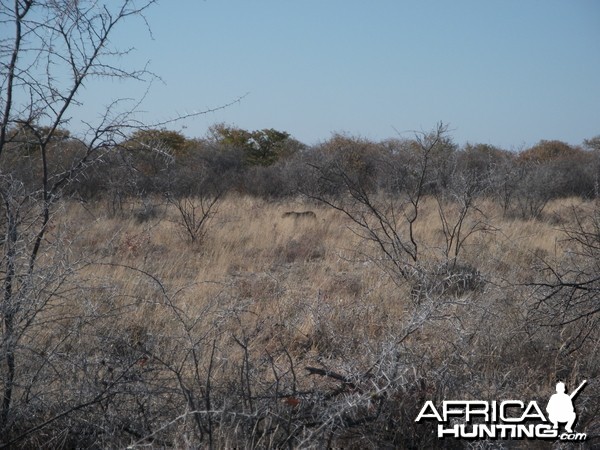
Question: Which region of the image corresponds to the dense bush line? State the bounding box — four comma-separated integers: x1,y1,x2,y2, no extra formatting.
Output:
5,124,598,220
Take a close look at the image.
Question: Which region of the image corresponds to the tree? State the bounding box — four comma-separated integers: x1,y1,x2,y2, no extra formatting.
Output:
209,123,297,166
125,129,190,157
517,140,582,163
458,143,512,180
120,129,188,193
315,133,384,193
583,136,600,152
515,141,595,210
0,1,162,444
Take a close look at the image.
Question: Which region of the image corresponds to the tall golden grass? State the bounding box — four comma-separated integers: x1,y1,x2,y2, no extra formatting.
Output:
20,193,596,447
63,195,578,350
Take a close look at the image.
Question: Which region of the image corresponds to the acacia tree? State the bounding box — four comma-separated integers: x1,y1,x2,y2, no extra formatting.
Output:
209,123,297,166
0,0,164,443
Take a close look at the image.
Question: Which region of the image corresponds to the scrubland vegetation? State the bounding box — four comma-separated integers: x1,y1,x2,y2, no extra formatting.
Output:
2,2,599,448
2,139,600,447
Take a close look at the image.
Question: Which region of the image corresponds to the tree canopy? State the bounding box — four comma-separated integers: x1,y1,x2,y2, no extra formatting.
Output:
209,123,296,166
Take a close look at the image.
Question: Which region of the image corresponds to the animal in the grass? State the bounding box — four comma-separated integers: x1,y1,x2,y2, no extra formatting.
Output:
281,211,317,220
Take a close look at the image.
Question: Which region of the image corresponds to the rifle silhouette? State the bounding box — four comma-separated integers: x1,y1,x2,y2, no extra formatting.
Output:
569,380,587,400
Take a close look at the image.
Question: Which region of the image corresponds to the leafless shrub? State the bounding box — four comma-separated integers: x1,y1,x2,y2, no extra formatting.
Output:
167,194,221,246
529,203,600,351
434,171,495,263
410,260,484,302
305,124,490,301
508,162,587,220
305,125,451,281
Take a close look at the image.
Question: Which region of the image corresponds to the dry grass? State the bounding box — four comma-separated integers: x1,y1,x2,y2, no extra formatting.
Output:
15,194,597,448
58,194,581,357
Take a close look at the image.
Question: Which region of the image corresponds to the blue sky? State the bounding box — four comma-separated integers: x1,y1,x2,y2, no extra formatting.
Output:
80,0,599,149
